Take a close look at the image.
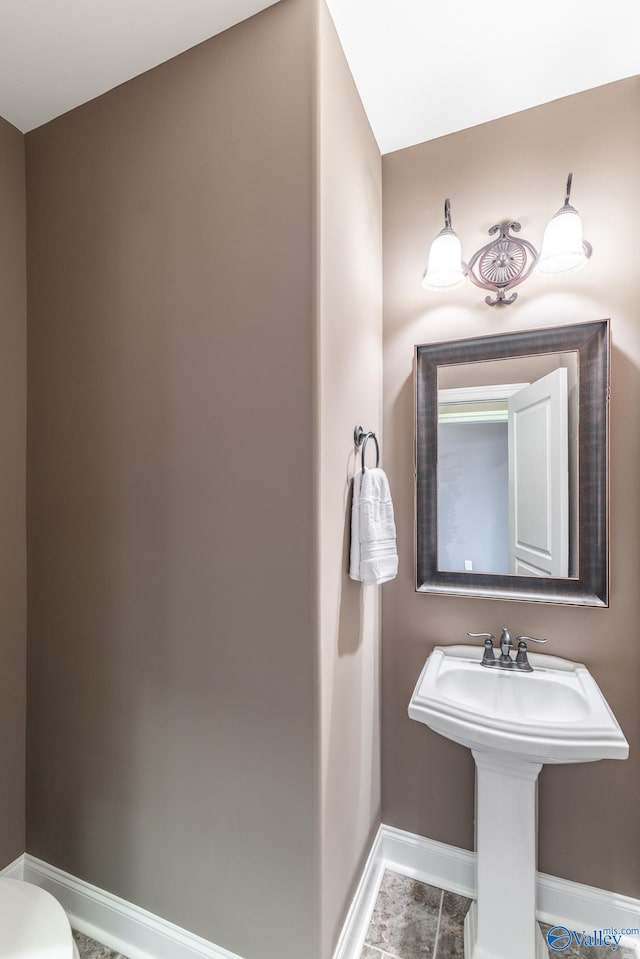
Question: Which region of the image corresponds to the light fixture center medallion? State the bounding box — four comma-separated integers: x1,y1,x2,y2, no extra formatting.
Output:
479,236,526,284
466,222,537,305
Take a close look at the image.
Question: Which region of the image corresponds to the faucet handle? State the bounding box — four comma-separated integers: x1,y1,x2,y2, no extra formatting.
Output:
516,635,547,645
515,636,547,671
468,632,497,667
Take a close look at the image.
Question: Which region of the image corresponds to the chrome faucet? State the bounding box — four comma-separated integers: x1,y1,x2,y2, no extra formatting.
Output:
499,627,514,667
468,629,547,670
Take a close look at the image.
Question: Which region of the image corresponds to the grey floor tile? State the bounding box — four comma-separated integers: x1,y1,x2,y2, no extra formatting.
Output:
73,931,128,959
440,891,471,924
435,891,471,959
360,946,387,959
434,923,465,959
364,870,442,959
363,876,639,959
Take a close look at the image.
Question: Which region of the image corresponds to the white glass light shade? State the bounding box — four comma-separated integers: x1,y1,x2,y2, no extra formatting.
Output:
421,229,465,291
538,206,589,274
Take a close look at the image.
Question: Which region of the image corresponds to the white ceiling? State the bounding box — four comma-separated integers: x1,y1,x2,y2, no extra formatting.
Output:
0,0,281,133
0,0,638,151
326,0,640,154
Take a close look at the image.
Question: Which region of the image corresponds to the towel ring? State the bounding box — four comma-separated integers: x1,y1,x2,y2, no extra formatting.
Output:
354,425,380,473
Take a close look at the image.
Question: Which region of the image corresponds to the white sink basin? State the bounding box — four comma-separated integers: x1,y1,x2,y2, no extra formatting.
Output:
409,644,628,764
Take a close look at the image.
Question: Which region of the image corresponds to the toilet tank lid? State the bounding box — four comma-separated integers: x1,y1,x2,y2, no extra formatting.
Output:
0,878,74,959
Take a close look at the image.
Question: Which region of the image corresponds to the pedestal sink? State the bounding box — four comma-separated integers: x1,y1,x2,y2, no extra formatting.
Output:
409,645,629,959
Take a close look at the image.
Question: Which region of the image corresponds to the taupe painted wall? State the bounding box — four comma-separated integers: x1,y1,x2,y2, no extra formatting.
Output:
382,77,640,897
26,4,320,958
0,115,27,867
317,4,382,955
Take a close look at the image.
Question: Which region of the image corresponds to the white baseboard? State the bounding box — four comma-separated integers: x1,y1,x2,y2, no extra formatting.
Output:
332,831,386,959
0,854,25,880
379,824,476,898
22,855,244,959
5,832,638,959
537,871,640,947
335,825,640,959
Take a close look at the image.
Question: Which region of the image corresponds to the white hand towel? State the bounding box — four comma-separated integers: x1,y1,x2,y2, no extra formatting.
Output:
350,467,398,585
349,469,363,581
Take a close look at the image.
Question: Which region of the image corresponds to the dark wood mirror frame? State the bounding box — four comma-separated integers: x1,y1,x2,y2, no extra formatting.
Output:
415,319,609,606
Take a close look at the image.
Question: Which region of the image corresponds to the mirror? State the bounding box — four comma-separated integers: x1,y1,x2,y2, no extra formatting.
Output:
416,320,609,606
437,352,579,578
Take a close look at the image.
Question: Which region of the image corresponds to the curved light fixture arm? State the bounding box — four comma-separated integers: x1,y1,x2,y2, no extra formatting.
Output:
444,198,452,230
564,172,573,208
559,171,592,258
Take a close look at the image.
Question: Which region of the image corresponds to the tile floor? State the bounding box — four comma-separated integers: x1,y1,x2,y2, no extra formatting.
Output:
73,931,128,959
72,877,638,959
360,871,638,959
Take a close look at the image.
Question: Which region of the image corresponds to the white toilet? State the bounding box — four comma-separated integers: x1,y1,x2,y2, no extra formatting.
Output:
0,878,80,959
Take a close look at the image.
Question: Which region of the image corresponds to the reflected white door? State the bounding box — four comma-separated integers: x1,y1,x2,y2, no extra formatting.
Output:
508,368,569,577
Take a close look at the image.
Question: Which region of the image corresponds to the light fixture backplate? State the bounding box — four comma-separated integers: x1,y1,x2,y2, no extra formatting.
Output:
464,221,539,306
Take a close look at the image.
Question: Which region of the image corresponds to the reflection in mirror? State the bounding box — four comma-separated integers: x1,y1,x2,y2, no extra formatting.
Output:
436,353,578,578
415,320,609,606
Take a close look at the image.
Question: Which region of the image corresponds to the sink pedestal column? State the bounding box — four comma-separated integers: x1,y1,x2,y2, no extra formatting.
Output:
464,751,547,959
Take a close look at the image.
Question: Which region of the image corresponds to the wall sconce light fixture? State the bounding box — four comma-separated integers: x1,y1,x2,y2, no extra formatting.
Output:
421,174,592,305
